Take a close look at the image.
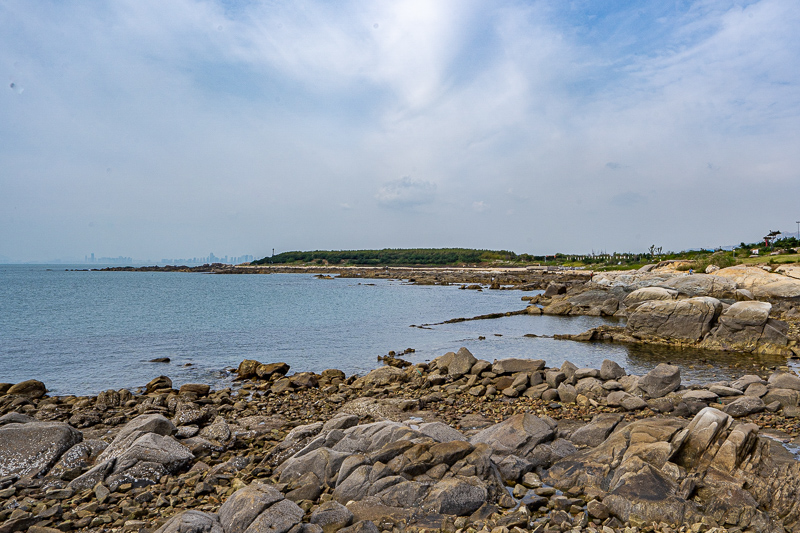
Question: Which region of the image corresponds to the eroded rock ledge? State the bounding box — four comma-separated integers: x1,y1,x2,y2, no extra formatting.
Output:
3,350,800,533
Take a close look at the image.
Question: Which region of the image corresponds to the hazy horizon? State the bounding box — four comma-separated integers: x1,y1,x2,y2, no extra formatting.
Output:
3,1,799,262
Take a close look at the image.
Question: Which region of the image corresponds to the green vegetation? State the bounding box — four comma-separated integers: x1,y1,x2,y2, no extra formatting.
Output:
250,236,800,269
252,248,525,266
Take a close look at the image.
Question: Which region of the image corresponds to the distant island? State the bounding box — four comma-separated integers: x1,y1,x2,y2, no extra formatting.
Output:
251,238,800,271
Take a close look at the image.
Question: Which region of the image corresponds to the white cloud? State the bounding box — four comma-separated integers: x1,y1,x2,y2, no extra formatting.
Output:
375,177,436,208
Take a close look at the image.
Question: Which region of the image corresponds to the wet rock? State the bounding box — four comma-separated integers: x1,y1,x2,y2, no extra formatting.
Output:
0,421,82,478
257,362,291,379
179,384,211,397
236,359,261,380
145,375,173,393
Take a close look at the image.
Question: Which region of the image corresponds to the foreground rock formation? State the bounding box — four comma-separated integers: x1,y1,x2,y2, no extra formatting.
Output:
3,350,800,533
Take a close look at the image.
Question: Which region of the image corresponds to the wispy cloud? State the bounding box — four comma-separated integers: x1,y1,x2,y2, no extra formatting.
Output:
1,0,799,259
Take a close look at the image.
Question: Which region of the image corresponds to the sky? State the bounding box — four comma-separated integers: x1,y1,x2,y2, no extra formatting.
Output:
2,0,799,262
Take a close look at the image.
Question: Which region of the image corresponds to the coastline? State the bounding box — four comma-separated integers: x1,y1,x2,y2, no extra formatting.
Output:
3,351,800,532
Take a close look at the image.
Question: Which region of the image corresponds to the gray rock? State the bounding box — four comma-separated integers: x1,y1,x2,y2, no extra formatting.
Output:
199,416,231,442
96,414,176,464
113,433,194,474
491,358,545,375
672,407,731,469
680,390,718,402
626,297,722,342
745,383,768,398
244,498,304,533
278,447,350,486
106,461,169,491
0,413,35,425
763,388,800,408
333,465,372,503
639,364,681,398
424,476,487,516
448,347,477,378
0,421,82,478
569,414,623,447
375,480,429,507
599,360,626,381
322,414,359,433
154,510,224,533
337,521,379,533
68,458,115,491
332,421,421,455
219,482,284,533
495,454,533,484
557,382,578,404
309,501,353,533
470,413,554,457
622,287,678,311
723,396,765,417
50,439,108,478
768,372,800,391
656,274,737,299
603,461,691,525
418,422,468,442
708,385,742,397
731,375,767,391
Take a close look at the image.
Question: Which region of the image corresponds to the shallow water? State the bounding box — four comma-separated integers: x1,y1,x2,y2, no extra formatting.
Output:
0,265,786,396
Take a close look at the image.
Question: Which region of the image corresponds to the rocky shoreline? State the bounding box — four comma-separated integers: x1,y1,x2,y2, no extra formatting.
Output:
4,348,800,533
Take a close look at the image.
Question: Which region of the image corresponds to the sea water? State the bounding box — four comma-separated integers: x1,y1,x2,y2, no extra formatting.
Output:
0,265,785,396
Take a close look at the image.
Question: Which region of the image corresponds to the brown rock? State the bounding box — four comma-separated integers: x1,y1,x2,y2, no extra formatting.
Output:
6,379,47,398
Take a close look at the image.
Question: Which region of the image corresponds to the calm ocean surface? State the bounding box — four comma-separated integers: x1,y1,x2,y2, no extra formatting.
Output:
0,265,785,396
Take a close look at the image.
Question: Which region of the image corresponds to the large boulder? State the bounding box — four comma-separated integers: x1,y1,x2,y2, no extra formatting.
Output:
0,421,82,478
715,265,800,300
112,433,194,474
656,274,738,299
491,358,545,375
469,413,554,457
700,301,791,355
622,287,678,311
97,414,177,464
626,297,722,342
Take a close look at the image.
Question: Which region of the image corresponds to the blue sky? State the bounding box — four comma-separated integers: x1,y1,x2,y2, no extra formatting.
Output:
2,0,798,261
